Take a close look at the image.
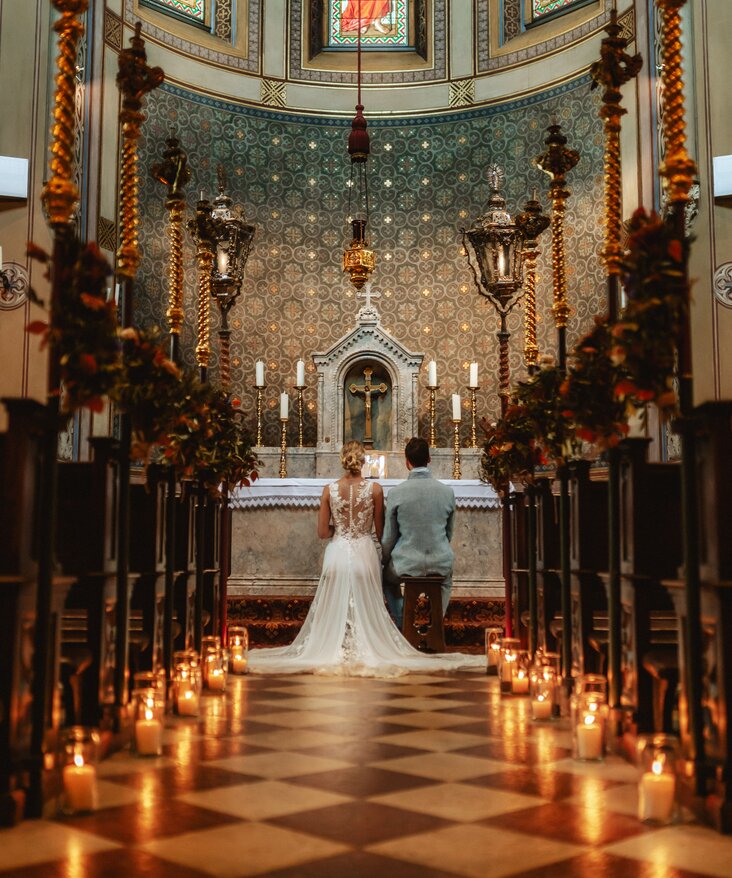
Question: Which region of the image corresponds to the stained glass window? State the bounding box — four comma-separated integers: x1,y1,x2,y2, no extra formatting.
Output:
327,1,410,48
142,0,206,25
532,0,584,18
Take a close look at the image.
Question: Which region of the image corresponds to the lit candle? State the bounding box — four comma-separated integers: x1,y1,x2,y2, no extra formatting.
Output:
532,695,552,720
231,652,248,674
428,361,437,386
217,246,229,275
280,392,289,420
576,713,603,760
501,654,516,683
135,708,163,756
498,249,506,276
296,359,305,386
511,670,530,694
469,362,478,388
639,759,676,822
452,393,461,421
208,668,226,690
177,689,199,716
63,754,97,812
255,360,265,386
488,642,501,667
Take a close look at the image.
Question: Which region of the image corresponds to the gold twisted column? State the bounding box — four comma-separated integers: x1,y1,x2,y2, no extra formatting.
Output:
279,418,288,478
195,247,214,374
219,330,231,390
42,0,87,227
428,385,438,447
536,123,579,369
255,386,264,447
452,420,462,480
498,322,511,409
116,22,164,280
516,194,550,372
657,0,697,204
590,9,642,278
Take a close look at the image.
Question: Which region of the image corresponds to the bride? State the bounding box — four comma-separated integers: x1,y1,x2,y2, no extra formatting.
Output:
247,441,482,677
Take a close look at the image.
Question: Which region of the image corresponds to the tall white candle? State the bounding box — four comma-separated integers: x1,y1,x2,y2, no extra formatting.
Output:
63,755,97,812
255,361,265,386
452,394,461,421
296,360,305,386
469,362,479,387
428,361,437,386
280,393,289,420
217,246,229,275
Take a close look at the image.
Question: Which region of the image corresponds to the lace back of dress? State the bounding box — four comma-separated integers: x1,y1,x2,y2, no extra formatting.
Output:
330,479,374,540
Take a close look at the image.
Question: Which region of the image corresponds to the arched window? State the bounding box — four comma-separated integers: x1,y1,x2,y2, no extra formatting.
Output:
530,0,595,25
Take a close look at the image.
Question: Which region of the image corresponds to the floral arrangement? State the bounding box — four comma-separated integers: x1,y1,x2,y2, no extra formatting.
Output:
514,360,577,465
27,239,121,414
560,319,630,450
611,208,688,416
480,404,547,494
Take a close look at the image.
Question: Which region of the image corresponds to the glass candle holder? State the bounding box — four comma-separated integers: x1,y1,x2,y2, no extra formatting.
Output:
485,627,503,676
132,688,165,756
228,626,249,675
511,651,531,695
133,669,166,697
173,656,200,717
499,638,520,694
637,734,679,824
531,677,554,721
541,652,563,716
572,693,607,761
203,646,227,693
60,726,100,814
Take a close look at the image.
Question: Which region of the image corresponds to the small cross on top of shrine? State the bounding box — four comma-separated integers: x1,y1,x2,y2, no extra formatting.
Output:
357,282,381,311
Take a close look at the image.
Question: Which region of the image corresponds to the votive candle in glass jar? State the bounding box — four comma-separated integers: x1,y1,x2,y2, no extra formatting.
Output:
637,734,679,824
228,626,249,675
572,693,606,761
60,726,100,814
531,677,554,721
511,651,531,695
133,688,164,756
204,647,227,692
485,627,503,676
499,638,520,694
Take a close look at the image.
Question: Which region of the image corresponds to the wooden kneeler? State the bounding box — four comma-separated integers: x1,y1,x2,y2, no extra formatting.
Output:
401,575,446,653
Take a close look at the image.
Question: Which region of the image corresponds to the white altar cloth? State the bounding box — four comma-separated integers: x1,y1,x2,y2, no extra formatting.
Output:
230,478,500,510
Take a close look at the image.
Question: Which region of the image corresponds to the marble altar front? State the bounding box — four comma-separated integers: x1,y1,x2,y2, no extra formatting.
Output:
229,476,503,600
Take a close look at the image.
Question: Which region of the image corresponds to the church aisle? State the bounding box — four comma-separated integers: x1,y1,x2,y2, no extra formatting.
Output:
1,673,732,878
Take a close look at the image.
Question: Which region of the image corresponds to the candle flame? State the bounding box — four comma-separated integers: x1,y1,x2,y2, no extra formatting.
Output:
184,690,193,700
537,694,545,703
652,756,666,776
145,708,153,721
73,753,84,768
583,713,596,726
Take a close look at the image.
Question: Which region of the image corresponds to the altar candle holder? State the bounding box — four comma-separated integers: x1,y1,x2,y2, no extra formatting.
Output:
60,726,100,814
452,419,462,480
427,384,439,447
295,385,305,448
279,417,288,478
255,385,265,447
485,627,503,676
467,385,479,448
637,734,679,825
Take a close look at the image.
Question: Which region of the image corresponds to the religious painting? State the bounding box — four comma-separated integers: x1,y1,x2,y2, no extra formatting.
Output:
141,0,206,25
328,0,410,48
532,0,585,19
344,361,392,450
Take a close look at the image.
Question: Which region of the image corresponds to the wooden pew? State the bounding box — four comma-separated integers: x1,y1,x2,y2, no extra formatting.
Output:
535,478,561,654
508,487,529,648
174,484,196,651
202,494,221,638
568,461,608,678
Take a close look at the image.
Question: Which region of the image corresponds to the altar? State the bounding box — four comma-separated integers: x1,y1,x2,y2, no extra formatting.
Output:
228,477,503,600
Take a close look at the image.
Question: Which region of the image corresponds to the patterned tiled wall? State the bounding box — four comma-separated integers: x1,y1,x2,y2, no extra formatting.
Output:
135,76,606,447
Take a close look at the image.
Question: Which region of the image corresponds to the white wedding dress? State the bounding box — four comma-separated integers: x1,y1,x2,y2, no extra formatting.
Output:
247,478,483,677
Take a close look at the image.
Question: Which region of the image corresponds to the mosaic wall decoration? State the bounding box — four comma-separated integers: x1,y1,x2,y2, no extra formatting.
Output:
328,0,409,48
135,76,607,448
533,0,584,18
141,0,205,24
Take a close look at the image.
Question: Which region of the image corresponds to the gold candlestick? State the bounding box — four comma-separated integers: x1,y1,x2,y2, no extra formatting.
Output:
295,386,305,448
428,385,439,447
467,386,479,448
452,419,462,480
279,418,288,478
255,385,264,447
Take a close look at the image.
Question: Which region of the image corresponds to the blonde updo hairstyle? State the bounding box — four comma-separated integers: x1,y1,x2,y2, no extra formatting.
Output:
340,440,366,476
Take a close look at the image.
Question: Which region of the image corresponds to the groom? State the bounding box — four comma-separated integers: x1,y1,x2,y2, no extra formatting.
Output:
381,437,456,627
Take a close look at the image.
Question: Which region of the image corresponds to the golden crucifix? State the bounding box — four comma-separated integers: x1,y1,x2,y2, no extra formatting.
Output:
349,367,387,449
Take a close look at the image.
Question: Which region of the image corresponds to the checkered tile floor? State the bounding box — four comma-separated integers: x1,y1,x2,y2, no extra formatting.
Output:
3,671,732,877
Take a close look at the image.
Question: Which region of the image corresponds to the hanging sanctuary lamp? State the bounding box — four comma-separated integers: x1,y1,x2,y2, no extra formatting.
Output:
343,1,375,291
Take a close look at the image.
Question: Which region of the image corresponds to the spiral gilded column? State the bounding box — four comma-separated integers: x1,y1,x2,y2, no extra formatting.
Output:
515,193,550,372
42,0,88,227
195,248,214,375
656,0,697,204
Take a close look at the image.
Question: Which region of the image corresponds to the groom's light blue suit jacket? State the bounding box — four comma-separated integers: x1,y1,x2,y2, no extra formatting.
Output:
381,468,456,582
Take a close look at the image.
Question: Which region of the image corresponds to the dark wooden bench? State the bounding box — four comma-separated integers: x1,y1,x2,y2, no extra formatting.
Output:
402,575,447,653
